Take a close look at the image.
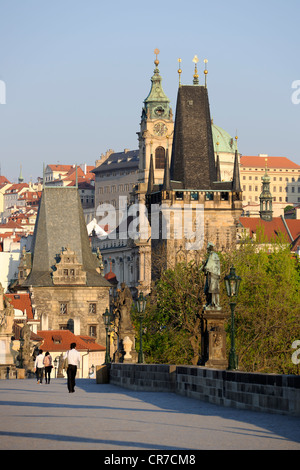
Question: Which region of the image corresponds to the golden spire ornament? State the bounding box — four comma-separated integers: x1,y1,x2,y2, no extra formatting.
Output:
204,59,208,88
193,55,199,85
154,48,160,69
178,58,182,87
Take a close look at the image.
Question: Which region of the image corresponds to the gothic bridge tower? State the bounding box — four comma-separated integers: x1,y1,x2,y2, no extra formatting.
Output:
146,56,243,273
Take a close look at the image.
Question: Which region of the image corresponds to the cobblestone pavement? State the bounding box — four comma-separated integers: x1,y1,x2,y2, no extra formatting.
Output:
0,378,299,451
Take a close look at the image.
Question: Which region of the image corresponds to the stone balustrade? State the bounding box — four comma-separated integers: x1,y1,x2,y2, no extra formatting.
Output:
109,363,300,417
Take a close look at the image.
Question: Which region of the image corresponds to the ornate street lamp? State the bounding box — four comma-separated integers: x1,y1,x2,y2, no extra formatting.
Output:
103,307,113,364
224,266,241,370
136,292,147,363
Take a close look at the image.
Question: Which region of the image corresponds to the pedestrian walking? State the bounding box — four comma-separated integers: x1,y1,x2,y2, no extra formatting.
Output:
63,343,81,393
43,351,53,384
34,349,45,384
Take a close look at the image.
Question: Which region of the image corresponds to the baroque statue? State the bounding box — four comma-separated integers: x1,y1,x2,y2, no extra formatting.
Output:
202,242,221,310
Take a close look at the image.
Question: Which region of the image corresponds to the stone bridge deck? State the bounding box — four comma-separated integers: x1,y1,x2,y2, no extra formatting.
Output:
0,378,299,451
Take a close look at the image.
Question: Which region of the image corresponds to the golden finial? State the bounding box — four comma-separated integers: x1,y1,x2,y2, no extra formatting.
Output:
193,55,199,85
204,59,208,88
154,48,160,67
235,130,238,148
178,58,182,87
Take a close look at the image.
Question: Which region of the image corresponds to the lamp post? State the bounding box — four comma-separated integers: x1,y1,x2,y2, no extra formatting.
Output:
136,292,147,363
103,307,113,364
224,266,241,370
54,357,58,378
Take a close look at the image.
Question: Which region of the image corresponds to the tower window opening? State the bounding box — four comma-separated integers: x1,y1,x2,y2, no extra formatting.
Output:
155,147,165,169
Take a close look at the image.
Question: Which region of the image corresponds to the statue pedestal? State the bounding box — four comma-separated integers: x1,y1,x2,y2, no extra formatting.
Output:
96,365,109,384
201,308,229,370
17,368,26,379
0,336,15,366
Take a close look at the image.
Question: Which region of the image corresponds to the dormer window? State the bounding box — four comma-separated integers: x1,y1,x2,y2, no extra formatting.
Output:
52,335,62,344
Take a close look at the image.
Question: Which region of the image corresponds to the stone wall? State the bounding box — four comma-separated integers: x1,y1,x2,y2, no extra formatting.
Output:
110,364,176,392
109,363,300,417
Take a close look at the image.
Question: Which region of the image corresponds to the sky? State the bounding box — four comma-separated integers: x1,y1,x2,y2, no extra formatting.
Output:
0,0,299,183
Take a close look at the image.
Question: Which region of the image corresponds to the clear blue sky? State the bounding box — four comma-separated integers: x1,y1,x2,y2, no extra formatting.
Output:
0,0,299,182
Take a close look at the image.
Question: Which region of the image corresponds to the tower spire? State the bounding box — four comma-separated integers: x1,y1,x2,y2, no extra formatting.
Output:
259,158,273,221
142,48,171,120
147,152,155,194
216,154,221,182
162,147,171,191
232,135,241,192
18,165,24,183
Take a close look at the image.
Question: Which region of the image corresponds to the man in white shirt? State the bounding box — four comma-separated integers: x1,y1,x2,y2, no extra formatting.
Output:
34,349,45,384
63,343,81,393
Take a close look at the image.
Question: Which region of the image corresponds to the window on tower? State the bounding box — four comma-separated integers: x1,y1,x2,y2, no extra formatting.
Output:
155,147,165,169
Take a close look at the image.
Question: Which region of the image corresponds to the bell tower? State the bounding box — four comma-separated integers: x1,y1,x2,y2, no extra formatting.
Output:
137,49,174,189
259,159,273,221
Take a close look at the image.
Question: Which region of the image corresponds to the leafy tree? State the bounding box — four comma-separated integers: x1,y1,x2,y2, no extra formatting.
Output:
220,228,300,374
132,261,206,365
133,229,300,374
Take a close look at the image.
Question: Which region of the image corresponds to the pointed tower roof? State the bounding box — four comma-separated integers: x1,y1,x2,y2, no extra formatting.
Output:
162,148,171,190
216,154,221,182
232,148,242,192
142,49,171,121
170,85,218,190
23,186,111,287
147,154,155,194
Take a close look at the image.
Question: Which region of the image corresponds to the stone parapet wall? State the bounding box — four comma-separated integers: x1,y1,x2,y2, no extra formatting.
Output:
110,364,176,392
110,363,300,417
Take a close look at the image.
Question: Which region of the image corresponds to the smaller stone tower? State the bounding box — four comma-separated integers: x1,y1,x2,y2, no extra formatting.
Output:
259,159,273,222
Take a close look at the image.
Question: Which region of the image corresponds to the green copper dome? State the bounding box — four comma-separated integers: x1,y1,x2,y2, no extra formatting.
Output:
212,124,236,154
142,57,171,121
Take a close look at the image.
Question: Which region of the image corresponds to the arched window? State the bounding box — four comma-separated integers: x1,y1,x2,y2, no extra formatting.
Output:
155,146,165,169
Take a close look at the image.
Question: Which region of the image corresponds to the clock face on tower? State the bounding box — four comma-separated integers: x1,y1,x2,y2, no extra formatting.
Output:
153,122,168,136
154,106,165,117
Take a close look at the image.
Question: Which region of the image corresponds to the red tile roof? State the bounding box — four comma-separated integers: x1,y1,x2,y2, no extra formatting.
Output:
240,156,300,169
48,164,73,172
0,221,24,229
37,330,106,352
6,293,34,319
291,234,300,253
0,176,10,184
239,217,292,242
285,219,300,240
5,183,29,193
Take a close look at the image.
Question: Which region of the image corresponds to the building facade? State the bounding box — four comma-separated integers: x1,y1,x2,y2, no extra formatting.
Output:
240,155,300,207
21,186,111,348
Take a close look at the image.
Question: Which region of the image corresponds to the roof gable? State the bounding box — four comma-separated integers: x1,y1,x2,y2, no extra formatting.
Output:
37,329,106,352
240,156,300,169
239,217,291,242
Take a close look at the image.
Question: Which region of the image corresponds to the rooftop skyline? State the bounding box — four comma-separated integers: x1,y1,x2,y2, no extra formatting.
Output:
0,0,299,183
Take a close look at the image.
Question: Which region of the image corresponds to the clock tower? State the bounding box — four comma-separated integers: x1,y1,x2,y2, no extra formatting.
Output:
137,49,174,189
